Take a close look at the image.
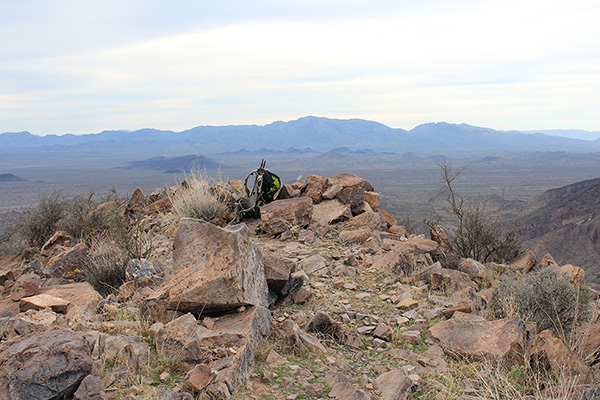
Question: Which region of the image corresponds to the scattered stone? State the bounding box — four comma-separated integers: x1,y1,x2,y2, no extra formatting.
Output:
561,264,585,286
44,243,92,279
301,175,328,204
458,258,487,280
378,209,397,228
399,330,422,344
262,251,296,296
338,229,370,244
266,349,288,367
292,286,313,304
312,199,352,225
102,335,150,371
159,371,171,382
322,184,343,199
287,322,328,354
126,258,163,281
510,250,536,273
73,375,108,400
39,282,103,313
336,186,365,208
298,254,327,275
343,282,358,290
40,231,72,257
346,211,387,232
182,364,216,393
10,273,40,301
357,326,376,335
395,298,418,310
373,324,394,342
376,368,412,400
328,174,374,192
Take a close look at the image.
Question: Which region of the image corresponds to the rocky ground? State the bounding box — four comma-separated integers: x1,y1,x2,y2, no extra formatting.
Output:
0,173,598,400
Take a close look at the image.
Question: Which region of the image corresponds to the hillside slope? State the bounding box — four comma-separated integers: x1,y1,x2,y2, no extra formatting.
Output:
523,177,600,286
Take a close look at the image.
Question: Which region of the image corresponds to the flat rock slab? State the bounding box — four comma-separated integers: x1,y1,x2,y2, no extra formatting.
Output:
0,329,96,400
149,219,268,317
311,199,351,226
39,282,103,313
428,314,526,367
260,197,313,235
19,294,70,313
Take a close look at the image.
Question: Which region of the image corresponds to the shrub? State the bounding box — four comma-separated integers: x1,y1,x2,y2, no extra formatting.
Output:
19,191,66,248
489,266,592,340
171,175,227,221
85,239,129,296
425,161,521,263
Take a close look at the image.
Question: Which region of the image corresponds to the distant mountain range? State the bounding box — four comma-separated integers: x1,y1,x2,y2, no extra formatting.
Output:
2,116,600,157
117,155,221,174
0,174,25,183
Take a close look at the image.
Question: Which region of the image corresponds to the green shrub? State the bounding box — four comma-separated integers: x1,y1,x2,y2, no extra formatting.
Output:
171,175,227,221
489,266,592,340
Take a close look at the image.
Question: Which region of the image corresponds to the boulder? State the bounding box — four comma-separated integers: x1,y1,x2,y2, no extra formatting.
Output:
510,251,536,273
182,364,216,394
149,219,268,317
579,321,600,364
328,174,374,192
9,273,41,301
371,251,403,274
260,197,313,235
363,191,380,211
430,268,475,293
336,186,365,208
428,314,527,367
301,175,328,204
19,294,70,313
287,322,327,354
338,229,370,244
322,184,343,200
73,375,108,400
40,231,72,257
125,258,163,281
312,199,352,226
375,368,412,400
261,251,296,297
0,330,95,400
44,243,92,279
298,254,327,275
530,329,589,380
3,308,58,339
458,258,487,280
346,211,387,232
39,282,103,313
378,209,397,228
125,187,146,217
102,335,150,371
561,264,585,286
157,306,271,397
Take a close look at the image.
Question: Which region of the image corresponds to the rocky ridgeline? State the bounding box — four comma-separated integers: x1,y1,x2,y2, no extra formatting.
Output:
0,173,598,400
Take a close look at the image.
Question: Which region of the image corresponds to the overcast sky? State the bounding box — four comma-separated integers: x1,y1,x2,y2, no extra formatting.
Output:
2,0,600,135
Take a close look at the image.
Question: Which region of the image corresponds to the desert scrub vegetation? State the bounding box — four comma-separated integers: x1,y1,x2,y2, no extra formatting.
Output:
425,161,522,263
489,266,592,341
170,174,227,221
85,239,130,296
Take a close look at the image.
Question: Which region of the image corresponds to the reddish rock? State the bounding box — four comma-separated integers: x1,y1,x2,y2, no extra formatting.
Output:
73,375,108,400
534,253,559,270
10,273,41,301
40,231,72,258
388,225,408,236
39,282,103,313
102,335,150,371
301,175,328,204
431,268,475,293
44,243,92,279
328,174,374,192
378,209,397,228
322,184,343,200
428,314,527,367
149,219,268,317
510,251,536,273
125,187,146,216
530,329,589,380
292,286,314,304
363,191,380,211
458,258,487,280
312,199,352,226
183,364,215,393
346,211,387,232
429,224,449,247
336,186,365,208
338,229,370,244
3,308,59,339
19,294,70,313
0,298,20,319
376,368,412,400
260,197,313,235
262,251,296,296
561,264,585,286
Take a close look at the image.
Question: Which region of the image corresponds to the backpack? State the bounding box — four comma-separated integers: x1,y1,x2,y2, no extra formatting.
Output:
237,160,281,219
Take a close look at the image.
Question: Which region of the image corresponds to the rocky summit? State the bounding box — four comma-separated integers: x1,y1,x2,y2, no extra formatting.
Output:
0,172,598,400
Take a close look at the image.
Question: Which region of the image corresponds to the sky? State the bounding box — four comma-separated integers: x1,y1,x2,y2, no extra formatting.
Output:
2,0,600,136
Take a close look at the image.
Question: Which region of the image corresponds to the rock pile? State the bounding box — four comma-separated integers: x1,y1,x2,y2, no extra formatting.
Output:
0,172,598,399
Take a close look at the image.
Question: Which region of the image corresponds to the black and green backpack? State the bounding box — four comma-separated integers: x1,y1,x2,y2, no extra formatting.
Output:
237,160,280,218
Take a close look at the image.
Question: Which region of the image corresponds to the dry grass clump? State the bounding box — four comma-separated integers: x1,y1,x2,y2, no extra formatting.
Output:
85,239,129,296
170,174,227,221
489,266,592,341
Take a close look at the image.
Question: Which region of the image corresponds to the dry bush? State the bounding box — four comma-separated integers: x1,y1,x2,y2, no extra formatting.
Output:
170,174,227,221
18,191,66,247
85,239,129,296
425,162,521,264
489,266,592,341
